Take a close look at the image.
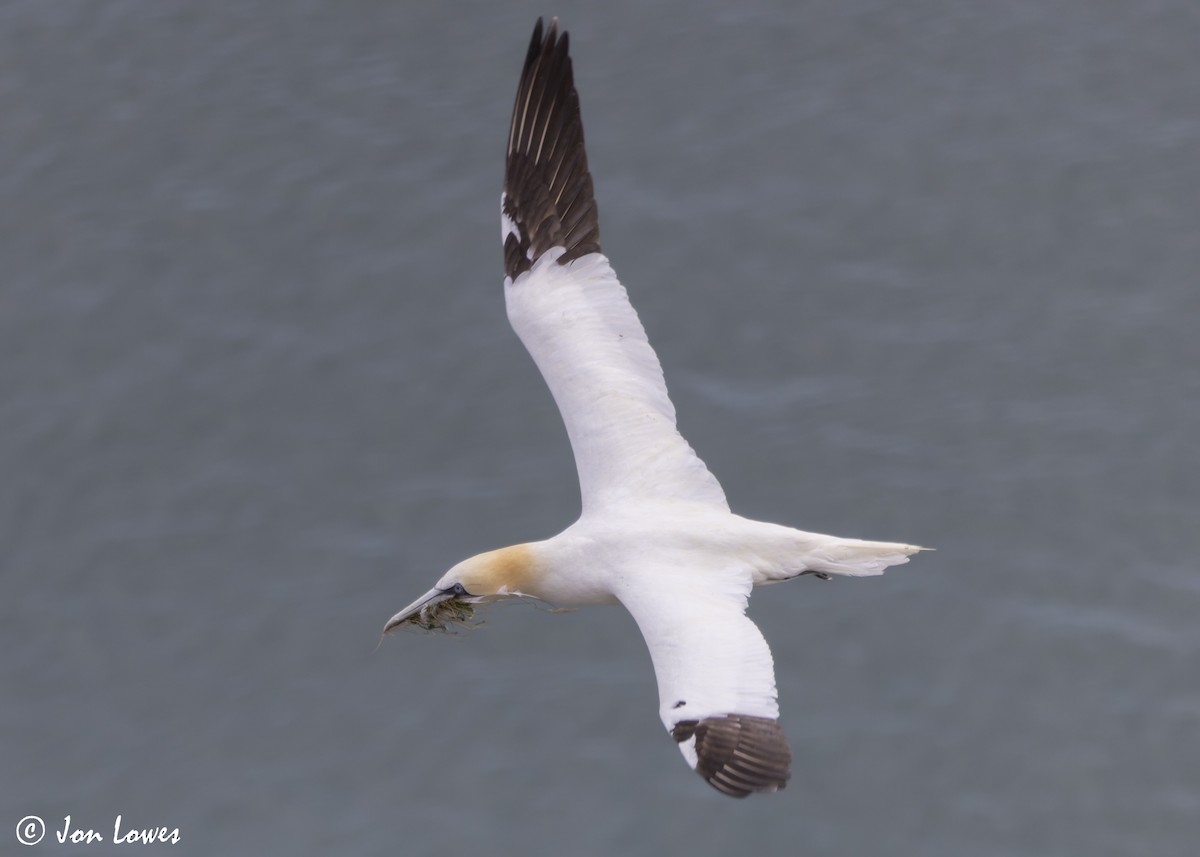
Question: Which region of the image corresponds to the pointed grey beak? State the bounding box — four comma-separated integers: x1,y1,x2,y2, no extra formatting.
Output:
382,587,450,634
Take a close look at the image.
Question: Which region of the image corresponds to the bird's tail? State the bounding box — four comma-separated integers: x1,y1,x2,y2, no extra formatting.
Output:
806,536,930,577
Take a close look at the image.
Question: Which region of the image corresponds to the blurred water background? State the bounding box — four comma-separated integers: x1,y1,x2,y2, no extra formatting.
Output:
3,1,1198,855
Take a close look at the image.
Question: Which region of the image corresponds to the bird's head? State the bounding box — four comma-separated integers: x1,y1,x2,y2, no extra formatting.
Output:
382,544,537,634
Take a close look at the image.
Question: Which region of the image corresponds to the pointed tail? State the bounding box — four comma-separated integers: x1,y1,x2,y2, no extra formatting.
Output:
808,537,931,577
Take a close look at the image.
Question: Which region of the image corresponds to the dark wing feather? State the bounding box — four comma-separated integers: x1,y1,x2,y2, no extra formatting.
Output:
673,715,792,798
503,17,601,280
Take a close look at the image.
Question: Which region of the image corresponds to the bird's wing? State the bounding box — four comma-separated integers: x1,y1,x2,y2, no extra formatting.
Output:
616,566,791,797
501,19,728,513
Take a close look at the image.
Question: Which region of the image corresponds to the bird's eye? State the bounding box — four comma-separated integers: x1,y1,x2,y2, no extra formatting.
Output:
451,583,467,596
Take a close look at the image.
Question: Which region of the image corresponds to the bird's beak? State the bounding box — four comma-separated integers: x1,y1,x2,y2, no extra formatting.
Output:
382,587,450,634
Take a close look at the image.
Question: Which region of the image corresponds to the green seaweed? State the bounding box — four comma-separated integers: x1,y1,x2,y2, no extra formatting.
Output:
396,597,481,633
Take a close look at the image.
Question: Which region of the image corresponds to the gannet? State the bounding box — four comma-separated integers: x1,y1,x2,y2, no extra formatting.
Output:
384,17,927,798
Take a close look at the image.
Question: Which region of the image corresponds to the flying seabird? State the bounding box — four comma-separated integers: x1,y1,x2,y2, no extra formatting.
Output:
384,17,927,798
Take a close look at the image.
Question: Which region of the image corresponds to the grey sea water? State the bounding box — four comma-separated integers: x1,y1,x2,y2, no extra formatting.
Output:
3,1,1197,855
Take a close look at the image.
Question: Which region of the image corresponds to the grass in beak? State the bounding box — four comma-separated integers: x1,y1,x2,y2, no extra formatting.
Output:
395,597,482,634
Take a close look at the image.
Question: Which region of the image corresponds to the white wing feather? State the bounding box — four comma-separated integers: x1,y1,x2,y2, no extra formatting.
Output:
506,247,728,512
614,564,779,731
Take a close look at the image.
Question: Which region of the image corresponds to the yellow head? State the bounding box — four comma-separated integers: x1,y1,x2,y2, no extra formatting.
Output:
382,544,538,634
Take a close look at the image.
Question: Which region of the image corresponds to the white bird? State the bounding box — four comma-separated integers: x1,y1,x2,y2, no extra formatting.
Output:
385,17,927,798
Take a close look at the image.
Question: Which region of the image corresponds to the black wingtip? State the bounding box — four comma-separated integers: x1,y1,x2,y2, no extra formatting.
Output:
503,17,601,281
673,714,792,798
524,17,545,71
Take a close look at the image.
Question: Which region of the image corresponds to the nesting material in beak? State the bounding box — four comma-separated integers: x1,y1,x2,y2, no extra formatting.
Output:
383,588,481,634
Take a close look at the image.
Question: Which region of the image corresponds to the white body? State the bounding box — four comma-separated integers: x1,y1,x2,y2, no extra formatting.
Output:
502,249,921,737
